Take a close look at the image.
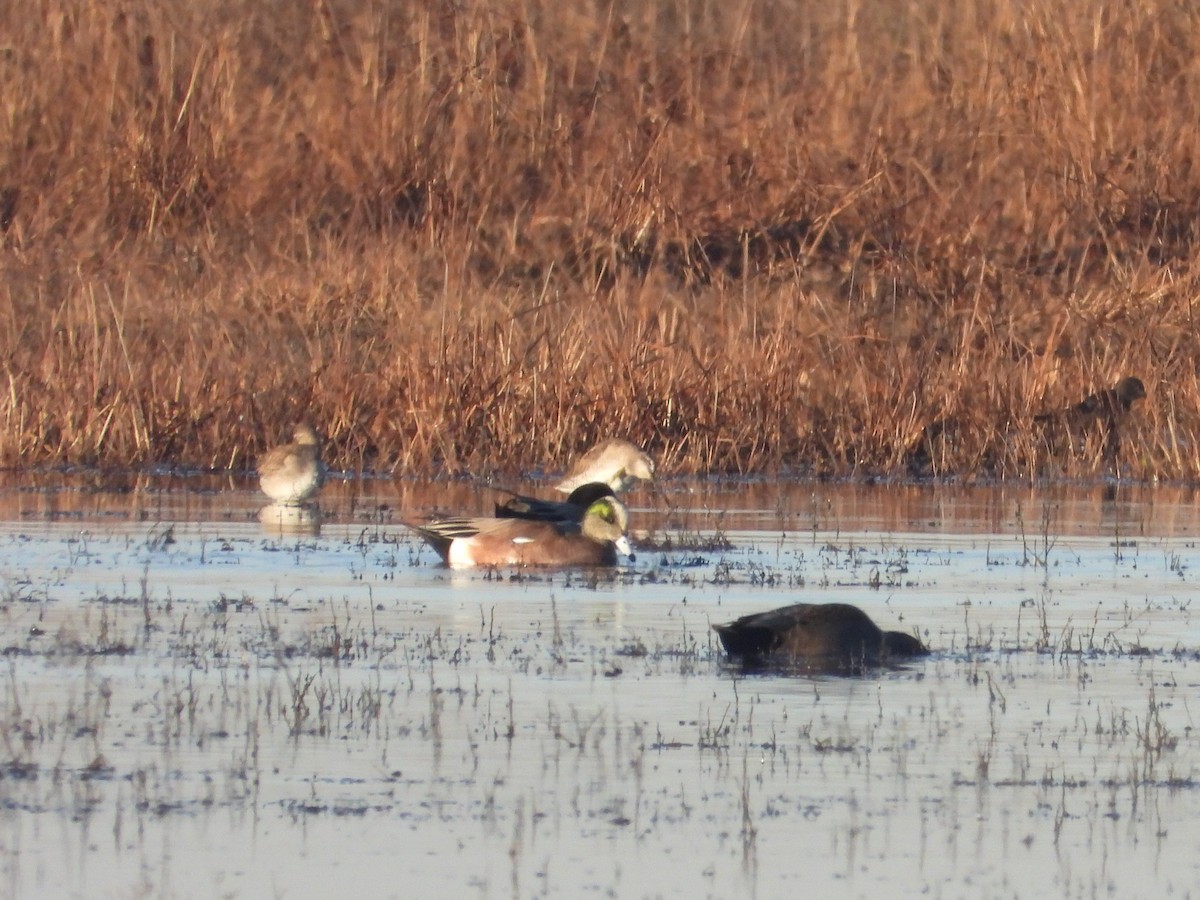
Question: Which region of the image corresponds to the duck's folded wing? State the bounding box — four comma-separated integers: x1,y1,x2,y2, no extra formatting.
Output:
494,494,579,521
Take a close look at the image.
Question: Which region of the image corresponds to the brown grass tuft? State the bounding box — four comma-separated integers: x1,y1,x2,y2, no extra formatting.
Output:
1,0,1199,479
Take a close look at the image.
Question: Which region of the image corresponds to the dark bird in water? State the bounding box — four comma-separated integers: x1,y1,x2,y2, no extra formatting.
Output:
712,602,928,674
1035,375,1146,462
494,482,617,523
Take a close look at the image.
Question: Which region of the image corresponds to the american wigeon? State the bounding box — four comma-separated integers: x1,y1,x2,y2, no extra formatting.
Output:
407,496,634,568
494,482,616,522
556,438,655,493
713,603,927,673
1035,375,1146,460
258,422,326,505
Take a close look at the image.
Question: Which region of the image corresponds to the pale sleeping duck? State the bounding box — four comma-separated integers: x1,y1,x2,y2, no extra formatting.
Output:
555,438,655,494
406,496,634,568
712,602,928,674
258,422,326,505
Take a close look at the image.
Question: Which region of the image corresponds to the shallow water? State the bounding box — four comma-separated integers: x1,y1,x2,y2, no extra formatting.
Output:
1,475,1199,898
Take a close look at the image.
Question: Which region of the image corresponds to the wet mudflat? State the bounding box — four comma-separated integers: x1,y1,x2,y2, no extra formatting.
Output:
1,476,1199,898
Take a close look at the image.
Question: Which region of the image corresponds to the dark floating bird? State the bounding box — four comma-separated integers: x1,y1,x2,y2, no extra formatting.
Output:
494,482,617,523
712,602,928,674
1035,375,1147,461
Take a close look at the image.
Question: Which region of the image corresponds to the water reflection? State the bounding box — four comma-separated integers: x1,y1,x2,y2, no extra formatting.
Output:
0,470,1195,539
258,502,323,536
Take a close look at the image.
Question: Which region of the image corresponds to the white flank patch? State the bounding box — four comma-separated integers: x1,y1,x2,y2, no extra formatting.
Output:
448,542,476,568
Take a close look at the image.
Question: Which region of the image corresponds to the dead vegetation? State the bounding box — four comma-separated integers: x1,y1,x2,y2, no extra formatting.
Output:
1,0,1198,478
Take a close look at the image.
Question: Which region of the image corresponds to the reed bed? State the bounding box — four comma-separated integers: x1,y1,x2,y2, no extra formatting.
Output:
1,0,1199,479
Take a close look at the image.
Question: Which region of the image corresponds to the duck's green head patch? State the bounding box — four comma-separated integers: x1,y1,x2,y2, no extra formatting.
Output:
585,497,630,532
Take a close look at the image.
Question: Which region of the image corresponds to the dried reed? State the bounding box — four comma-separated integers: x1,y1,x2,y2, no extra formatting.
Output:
1,0,1197,479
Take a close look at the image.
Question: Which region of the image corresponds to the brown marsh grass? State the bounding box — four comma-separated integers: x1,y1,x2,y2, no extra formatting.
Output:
1,0,1199,479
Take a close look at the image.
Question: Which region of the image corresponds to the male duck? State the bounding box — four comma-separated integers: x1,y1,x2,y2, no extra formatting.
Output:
407,496,634,568
494,482,616,522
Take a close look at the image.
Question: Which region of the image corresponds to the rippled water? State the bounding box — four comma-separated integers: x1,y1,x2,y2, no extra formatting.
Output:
0,474,1198,897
